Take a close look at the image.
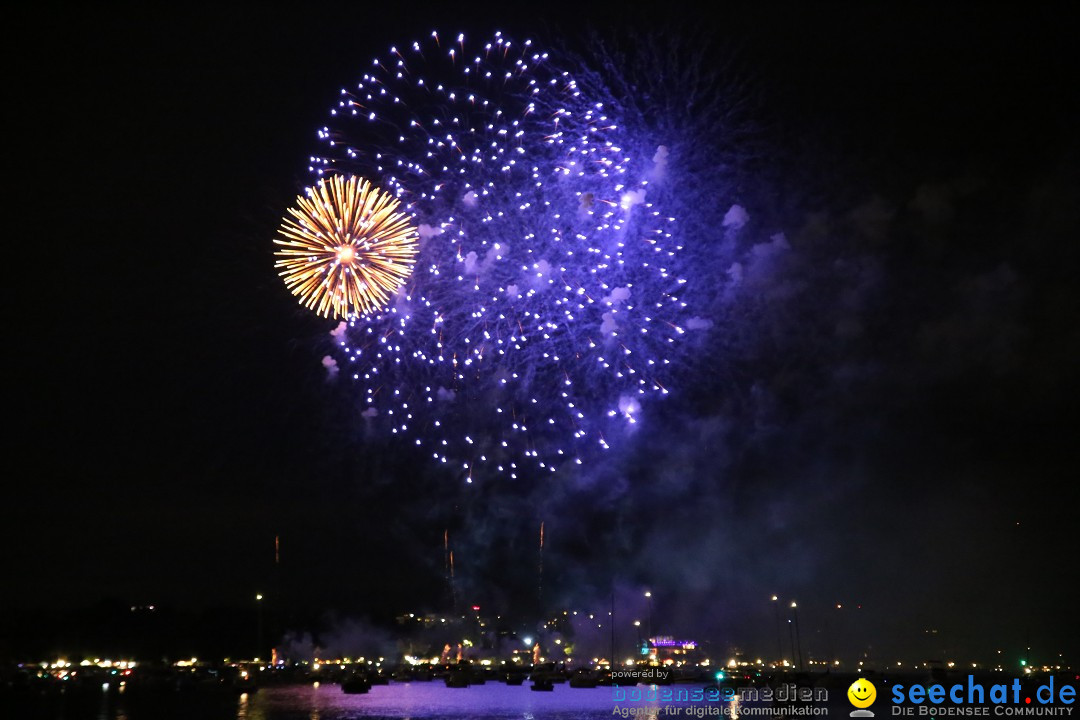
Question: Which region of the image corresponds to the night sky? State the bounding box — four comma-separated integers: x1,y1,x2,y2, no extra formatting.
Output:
7,3,1079,663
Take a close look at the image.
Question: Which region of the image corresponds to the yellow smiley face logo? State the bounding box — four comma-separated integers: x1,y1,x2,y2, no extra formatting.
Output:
848,678,877,708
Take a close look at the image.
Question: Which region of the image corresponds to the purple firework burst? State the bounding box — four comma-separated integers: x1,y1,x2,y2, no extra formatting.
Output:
307,31,690,482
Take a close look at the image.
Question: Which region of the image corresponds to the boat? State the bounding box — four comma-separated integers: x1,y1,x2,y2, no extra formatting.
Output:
568,669,599,688
531,678,555,691
444,670,470,688
341,675,371,694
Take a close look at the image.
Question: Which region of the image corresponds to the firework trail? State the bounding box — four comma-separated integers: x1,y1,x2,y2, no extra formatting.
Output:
302,31,692,482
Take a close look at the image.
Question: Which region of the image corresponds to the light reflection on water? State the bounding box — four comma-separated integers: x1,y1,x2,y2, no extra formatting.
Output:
18,681,839,720
246,682,621,719
235,682,849,720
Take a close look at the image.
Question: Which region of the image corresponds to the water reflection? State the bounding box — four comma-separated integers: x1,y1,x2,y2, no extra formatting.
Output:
244,682,619,719
7,680,834,720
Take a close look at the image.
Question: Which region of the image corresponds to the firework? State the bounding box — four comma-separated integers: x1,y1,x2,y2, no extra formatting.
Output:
301,31,691,481
274,175,419,318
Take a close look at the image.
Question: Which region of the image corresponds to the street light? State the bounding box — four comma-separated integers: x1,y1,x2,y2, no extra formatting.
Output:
644,591,653,647
256,593,264,661
791,602,804,672
771,596,783,668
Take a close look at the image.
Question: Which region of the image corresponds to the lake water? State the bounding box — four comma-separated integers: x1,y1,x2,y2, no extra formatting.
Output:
241,682,626,719
236,682,839,720
6,680,850,719
10,670,1068,720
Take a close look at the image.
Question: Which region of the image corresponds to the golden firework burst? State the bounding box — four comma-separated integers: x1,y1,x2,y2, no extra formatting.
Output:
274,175,419,318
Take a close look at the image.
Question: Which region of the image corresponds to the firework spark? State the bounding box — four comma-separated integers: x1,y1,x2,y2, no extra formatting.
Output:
275,175,419,318
294,31,693,481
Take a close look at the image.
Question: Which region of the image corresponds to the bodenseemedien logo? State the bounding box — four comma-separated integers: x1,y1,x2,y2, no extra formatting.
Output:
849,678,878,717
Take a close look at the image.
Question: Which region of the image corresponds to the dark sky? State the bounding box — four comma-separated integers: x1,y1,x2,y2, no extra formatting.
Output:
7,3,1079,663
